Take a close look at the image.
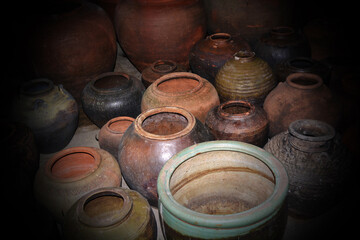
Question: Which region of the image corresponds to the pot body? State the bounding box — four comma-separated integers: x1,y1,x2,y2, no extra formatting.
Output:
63,187,157,240
141,72,219,123
157,140,288,239
11,79,78,153
81,72,145,128
114,0,206,71
118,107,214,206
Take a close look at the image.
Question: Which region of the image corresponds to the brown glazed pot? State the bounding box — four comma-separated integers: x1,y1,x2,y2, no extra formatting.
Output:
34,147,122,223
63,187,157,240
263,72,342,137
114,0,206,71
205,100,269,147
189,33,251,85
98,116,135,159
264,119,350,217
141,72,219,123
141,60,187,88
117,107,214,206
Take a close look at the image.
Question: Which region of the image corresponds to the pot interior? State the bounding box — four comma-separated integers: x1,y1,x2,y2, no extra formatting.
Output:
108,118,134,133
157,77,199,93
222,102,251,115
94,74,131,90
142,112,188,136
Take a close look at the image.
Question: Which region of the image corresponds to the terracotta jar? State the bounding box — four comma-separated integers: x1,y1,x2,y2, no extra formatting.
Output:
11,78,78,153
205,100,269,147
189,33,251,85
63,187,157,240
264,119,350,217
141,72,219,123
34,147,122,223
81,72,145,128
118,107,214,206
157,140,288,239
98,116,135,159
114,0,206,71
141,60,187,88
263,72,341,137
215,51,276,105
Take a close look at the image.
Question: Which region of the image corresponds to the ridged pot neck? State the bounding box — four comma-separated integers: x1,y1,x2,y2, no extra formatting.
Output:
286,72,323,90
208,33,232,48
151,60,177,74
90,72,133,94
20,78,55,97
269,26,295,40
233,50,256,63
105,116,135,135
217,100,255,120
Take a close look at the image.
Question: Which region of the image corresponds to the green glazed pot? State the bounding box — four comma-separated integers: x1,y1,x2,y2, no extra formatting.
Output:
157,140,288,239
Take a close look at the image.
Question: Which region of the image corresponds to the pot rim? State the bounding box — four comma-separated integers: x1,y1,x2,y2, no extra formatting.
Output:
20,78,55,96
104,116,135,135
288,119,335,142
151,60,178,73
286,72,323,90
217,100,255,120
90,72,133,93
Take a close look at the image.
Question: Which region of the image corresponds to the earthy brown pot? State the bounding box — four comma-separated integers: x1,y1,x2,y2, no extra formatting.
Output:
205,100,269,147
141,72,219,123
114,0,206,71
263,72,342,137
118,107,214,206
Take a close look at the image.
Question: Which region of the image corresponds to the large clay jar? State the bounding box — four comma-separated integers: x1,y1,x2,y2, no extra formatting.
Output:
26,1,117,102
263,72,341,137
205,100,269,147
81,72,145,128
264,119,350,217
11,78,78,153
215,50,276,105
189,33,251,85
254,26,311,69
157,140,288,239
114,0,206,71
141,72,219,123
118,107,214,206
34,147,122,223
63,187,157,240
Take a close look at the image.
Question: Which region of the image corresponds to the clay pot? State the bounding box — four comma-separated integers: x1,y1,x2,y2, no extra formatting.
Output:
98,116,135,159
157,140,288,239
34,147,122,223
205,100,269,147
11,78,78,153
63,187,157,240
254,26,311,69
141,72,219,123
81,72,145,128
264,119,350,217
215,51,276,105
189,33,251,85
118,107,214,206
114,0,206,71
141,60,187,88
263,72,342,137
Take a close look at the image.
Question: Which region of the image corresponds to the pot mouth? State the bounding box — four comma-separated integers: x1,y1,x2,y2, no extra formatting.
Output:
151,60,177,73
20,78,54,96
287,57,315,71
106,116,135,134
91,72,132,93
270,26,295,38
218,100,255,120
286,72,323,90
233,50,256,62
288,119,335,142
209,33,232,42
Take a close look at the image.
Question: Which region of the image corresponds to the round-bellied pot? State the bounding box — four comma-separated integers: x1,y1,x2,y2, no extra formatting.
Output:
157,140,288,239
81,72,145,128
63,187,157,240
205,100,269,147
264,119,350,217
11,78,78,153
141,72,219,123
34,147,122,223
118,107,214,206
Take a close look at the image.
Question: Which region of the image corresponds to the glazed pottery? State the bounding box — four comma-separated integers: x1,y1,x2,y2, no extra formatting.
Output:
63,187,157,240
205,100,269,147
215,51,276,105
264,119,350,217
254,26,311,69
34,147,122,223
98,116,135,159
141,60,187,88
81,72,145,128
114,0,206,71
141,72,219,123
118,107,214,206
263,72,341,137
189,33,251,85
157,140,288,239
11,78,78,153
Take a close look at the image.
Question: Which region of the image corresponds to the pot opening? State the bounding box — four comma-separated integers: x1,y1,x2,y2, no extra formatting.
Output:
152,60,177,73
289,58,313,70
22,79,53,95
271,26,295,36
289,119,335,142
210,33,231,42
108,118,134,133
290,76,318,86
156,76,200,94
142,112,188,136
222,102,251,115
94,74,131,90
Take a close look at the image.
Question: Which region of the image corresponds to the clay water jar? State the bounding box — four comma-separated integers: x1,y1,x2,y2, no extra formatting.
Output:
157,140,288,239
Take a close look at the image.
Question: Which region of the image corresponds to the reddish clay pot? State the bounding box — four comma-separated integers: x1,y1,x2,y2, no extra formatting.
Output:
141,72,220,123
205,100,269,147
114,0,206,71
118,107,214,206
